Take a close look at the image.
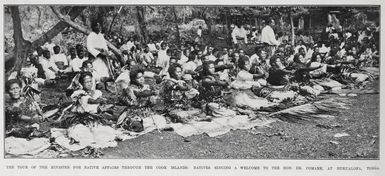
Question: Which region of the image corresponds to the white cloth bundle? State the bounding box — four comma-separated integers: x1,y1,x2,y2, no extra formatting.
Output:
5,137,50,156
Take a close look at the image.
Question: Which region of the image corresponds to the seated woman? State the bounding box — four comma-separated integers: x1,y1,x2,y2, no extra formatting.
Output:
115,66,159,132
370,43,379,66
286,53,323,84
228,57,276,110
198,61,229,104
358,45,374,67
335,47,370,85
307,53,344,91
309,54,333,79
253,56,299,103
162,63,202,123
231,56,266,90
280,55,327,98
70,72,109,115
59,72,118,150
196,61,239,117
127,66,158,107
66,60,98,96
5,79,48,138
163,63,198,107
8,55,45,103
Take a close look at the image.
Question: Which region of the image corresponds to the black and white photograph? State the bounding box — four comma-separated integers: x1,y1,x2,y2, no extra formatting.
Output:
1,2,383,172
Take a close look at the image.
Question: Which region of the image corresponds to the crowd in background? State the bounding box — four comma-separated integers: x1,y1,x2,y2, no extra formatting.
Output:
5,16,380,139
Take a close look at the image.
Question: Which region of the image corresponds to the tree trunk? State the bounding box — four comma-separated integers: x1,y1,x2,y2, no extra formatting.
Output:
96,7,109,34
203,16,213,45
298,16,304,31
119,20,124,34
226,10,232,45
279,16,284,32
173,7,181,48
136,6,149,43
290,15,295,46
8,6,32,75
37,6,42,28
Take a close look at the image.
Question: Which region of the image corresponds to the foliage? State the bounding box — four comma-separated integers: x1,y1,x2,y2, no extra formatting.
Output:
4,5,379,53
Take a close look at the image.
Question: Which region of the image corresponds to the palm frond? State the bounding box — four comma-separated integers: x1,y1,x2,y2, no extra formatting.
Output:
268,98,350,123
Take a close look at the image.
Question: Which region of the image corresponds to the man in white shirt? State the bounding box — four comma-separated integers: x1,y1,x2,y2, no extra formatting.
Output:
70,49,87,72
231,24,248,49
87,21,111,79
51,45,71,73
156,42,170,76
261,18,280,56
143,45,155,67
261,18,280,46
39,50,58,80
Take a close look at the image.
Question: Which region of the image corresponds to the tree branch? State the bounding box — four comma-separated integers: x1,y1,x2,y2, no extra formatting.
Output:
31,6,86,48
50,6,123,62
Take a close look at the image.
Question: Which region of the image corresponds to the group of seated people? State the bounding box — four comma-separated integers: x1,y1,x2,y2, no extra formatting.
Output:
5,25,379,137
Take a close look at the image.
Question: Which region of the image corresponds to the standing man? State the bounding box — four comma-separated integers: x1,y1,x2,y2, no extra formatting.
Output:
87,21,112,90
156,42,171,77
261,18,280,56
231,24,248,50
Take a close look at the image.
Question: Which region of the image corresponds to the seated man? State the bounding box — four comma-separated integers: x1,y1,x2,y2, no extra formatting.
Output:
38,50,58,82
51,45,71,73
70,49,88,73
